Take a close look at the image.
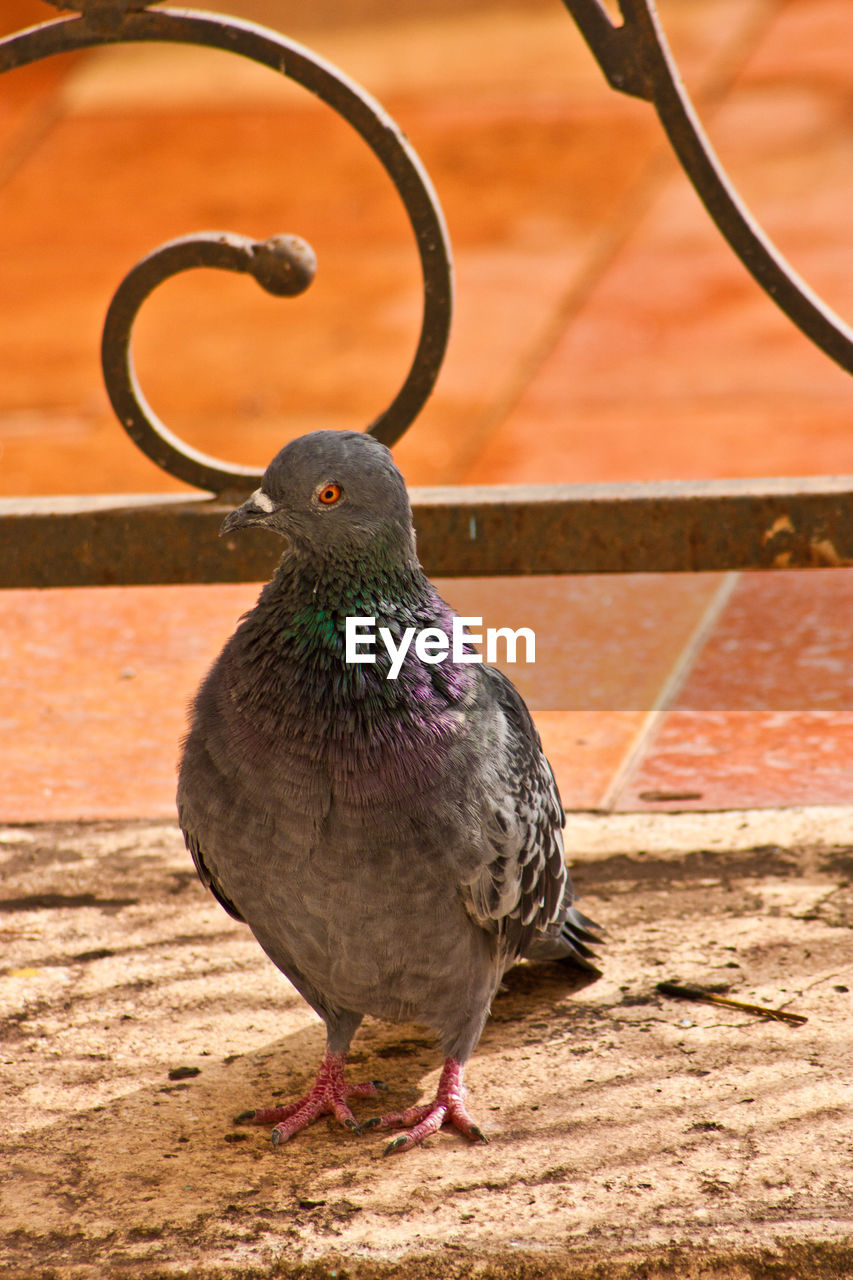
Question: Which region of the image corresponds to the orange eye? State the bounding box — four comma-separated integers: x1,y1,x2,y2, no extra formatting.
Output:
318,482,342,505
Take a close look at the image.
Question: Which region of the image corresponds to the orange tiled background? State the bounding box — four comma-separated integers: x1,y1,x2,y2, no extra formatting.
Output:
2,0,853,820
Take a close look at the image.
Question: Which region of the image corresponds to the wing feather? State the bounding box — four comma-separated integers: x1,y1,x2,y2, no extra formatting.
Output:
460,664,570,959
181,824,246,923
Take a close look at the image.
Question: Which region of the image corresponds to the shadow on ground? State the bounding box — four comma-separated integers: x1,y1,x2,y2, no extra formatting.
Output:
1,819,851,1278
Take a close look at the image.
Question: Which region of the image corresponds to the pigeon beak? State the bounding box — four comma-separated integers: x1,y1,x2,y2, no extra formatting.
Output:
219,489,277,538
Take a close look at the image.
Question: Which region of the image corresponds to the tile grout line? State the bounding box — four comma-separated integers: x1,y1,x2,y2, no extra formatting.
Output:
596,571,740,813
0,93,67,194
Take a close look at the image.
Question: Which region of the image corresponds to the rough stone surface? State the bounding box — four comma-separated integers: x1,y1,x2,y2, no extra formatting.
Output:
1,813,851,1278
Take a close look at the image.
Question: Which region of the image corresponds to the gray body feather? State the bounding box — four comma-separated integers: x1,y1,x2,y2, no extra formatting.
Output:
177,431,600,1066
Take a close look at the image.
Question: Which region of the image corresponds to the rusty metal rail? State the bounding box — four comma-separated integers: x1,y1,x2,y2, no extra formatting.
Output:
2,0,852,587
2,477,850,587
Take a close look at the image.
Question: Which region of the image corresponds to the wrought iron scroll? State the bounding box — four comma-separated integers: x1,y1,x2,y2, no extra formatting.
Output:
3,1,454,494
2,0,853,587
101,232,318,493
561,0,853,376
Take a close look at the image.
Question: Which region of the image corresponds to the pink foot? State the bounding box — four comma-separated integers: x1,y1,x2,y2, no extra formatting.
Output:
367,1057,489,1155
235,1049,383,1145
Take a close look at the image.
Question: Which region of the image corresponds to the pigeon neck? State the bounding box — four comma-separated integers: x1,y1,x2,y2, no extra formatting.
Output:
277,520,420,581
245,552,474,714
268,548,431,615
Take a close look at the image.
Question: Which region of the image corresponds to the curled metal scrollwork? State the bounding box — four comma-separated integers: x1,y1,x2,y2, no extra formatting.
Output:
101,233,318,493
562,0,853,377
3,0,852,500
4,1,454,493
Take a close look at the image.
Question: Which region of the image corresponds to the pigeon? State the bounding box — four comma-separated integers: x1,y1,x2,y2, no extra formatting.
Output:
177,429,602,1154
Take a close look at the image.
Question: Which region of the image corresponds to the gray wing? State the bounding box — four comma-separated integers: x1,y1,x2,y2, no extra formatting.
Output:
181,822,246,924
461,665,601,966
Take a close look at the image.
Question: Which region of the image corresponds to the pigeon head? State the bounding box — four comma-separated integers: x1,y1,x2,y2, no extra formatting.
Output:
220,430,417,567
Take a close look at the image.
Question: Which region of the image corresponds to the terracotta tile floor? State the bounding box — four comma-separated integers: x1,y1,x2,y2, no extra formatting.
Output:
2,0,853,819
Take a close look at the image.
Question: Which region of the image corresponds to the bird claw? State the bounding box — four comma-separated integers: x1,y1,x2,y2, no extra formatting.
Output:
232,1056,484,1154
379,1107,488,1154
238,1050,383,1147
383,1134,410,1156
372,1058,487,1153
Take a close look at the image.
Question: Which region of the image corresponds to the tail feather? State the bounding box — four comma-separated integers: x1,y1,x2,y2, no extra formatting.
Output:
521,904,605,970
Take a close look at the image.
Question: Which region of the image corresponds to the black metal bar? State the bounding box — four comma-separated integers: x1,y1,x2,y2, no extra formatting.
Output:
560,0,853,378
3,3,454,491
558,0,650,97
101,233,316,494
3,477,851,588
